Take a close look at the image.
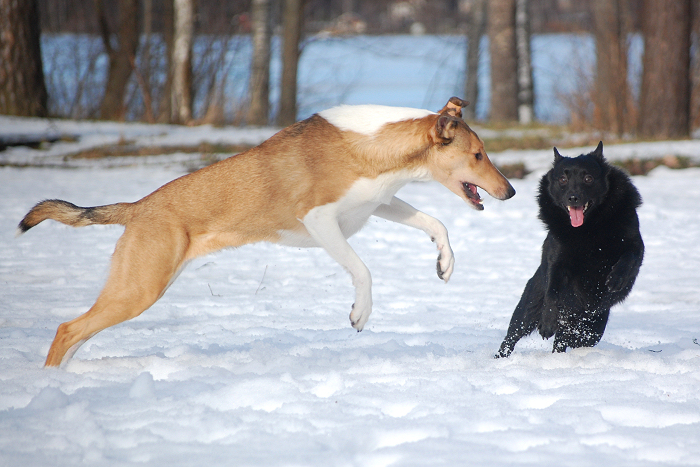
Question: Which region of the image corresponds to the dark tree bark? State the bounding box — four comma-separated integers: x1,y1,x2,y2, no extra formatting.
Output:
277,0,306,127
464,0,485,121
638,0,691,138
247,0,272,126
489,0,518,122
592,0,633,135
691,0,700,132
97,0,140,120
0,0,48,117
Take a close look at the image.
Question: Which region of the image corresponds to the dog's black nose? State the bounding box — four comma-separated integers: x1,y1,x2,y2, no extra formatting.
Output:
568,195,579,204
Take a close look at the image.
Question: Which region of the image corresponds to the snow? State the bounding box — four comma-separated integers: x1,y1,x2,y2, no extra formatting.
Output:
1,118,700,466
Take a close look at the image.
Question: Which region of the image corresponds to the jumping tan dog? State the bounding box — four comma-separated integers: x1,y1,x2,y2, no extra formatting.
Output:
18,97,515,367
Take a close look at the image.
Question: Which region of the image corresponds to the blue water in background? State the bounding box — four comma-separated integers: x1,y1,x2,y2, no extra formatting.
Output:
41,33,643,124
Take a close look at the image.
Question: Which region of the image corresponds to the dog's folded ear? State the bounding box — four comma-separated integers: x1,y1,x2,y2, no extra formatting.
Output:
438,97,469,119
432,114,460,144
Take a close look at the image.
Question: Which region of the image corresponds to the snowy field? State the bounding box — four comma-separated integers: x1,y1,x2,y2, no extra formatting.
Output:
1,119,700,466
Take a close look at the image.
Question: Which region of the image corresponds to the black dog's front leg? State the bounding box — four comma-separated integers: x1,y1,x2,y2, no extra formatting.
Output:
538,265,568,340
606,248,643,293
537,239,564,340
496,265,546,358
539,299,558,339
553,306,611,352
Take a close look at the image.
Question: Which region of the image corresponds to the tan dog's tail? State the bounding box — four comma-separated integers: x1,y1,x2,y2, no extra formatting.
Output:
17,200,132,235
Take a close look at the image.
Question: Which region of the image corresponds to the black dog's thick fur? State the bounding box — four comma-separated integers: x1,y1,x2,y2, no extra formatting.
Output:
497,142,644,357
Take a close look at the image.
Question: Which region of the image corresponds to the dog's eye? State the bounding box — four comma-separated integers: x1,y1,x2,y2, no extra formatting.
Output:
441,140,452,147
559,175,568,185
475,152,483,161
584,175,594,184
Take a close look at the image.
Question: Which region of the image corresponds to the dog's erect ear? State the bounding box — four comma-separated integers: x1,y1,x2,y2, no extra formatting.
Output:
432,114,460,143
592,141,605,162
553,147,563,163
438,97,469,119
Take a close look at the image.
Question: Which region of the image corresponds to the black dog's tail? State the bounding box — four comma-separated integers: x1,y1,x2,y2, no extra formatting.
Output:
17,199,133,236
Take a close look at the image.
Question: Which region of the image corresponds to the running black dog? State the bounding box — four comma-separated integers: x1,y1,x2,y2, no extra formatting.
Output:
497,142,644,357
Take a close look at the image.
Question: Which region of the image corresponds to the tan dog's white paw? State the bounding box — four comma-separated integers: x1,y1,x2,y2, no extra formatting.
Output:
436,244,455,282
349,296,372,331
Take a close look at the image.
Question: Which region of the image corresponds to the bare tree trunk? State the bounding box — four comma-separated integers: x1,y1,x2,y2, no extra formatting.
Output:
691,0,700,132
592,0,632,136
97,0,140,120
515,0,533,124
277,0,305,127
158,0,174,123
171,0,194,124
0,0,48,116
638,0,691,138
464,0,485,121
247,0,272,126
488,0,518,122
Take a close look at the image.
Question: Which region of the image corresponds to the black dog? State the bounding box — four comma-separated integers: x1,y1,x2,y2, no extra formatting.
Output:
497,142,644,357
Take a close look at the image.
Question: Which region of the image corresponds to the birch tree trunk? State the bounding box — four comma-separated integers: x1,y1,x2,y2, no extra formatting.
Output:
247,0,272,126
171,0,194,124
515,0,533,124
0,0,47,117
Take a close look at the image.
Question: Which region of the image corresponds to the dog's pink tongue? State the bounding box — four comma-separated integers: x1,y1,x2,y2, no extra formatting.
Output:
569,206,584,227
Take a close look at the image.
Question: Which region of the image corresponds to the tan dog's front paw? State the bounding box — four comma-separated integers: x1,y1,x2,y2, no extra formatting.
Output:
436,246,454,282
349,297,372,331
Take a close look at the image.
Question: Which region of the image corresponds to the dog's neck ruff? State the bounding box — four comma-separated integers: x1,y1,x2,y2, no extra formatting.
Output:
319,105,436,136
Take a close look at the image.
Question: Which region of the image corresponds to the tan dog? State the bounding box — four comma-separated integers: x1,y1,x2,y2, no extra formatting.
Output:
18,97,515,367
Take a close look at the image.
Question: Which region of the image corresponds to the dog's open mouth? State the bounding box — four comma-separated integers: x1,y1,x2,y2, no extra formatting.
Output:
567,202,590,227
463,182,483,210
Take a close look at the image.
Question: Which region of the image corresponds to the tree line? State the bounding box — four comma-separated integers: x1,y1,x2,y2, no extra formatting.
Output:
1,0,698,139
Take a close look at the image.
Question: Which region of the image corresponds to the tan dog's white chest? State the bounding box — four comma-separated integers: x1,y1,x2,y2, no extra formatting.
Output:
276,168,431,248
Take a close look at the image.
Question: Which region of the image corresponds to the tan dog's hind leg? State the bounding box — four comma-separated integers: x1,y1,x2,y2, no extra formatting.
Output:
45,224,189,367
302,206,373,332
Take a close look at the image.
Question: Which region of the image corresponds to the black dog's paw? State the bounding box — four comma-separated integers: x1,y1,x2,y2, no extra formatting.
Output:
494,348,511,359
538,321,556,339
538,307,558,339
605,267,627,292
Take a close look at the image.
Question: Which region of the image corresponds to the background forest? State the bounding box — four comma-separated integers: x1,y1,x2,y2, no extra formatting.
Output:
1,0,699,141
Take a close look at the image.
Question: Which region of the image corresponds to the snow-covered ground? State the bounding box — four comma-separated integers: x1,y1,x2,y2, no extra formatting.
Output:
1,118,700,466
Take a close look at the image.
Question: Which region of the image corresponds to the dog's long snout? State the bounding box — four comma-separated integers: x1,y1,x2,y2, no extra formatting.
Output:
504,184,516,200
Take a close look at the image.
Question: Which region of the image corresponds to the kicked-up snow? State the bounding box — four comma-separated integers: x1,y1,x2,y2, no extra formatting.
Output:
1,121,700,466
